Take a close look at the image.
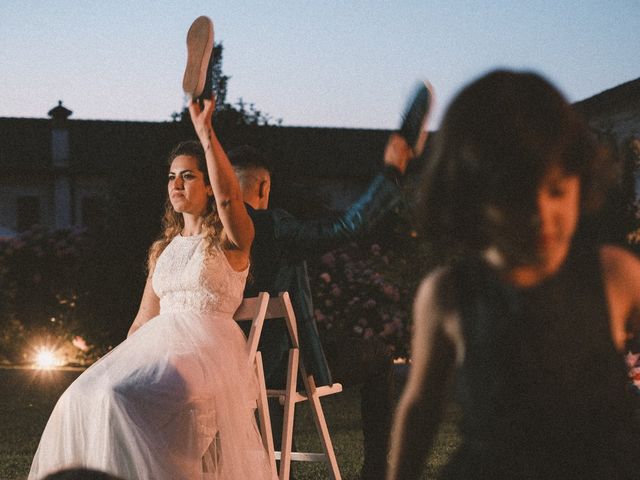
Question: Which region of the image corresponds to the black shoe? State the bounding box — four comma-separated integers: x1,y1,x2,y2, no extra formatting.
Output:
398,80,434,157
182,16,214,100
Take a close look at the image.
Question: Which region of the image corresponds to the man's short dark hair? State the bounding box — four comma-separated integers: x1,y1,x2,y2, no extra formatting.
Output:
228,145,273,174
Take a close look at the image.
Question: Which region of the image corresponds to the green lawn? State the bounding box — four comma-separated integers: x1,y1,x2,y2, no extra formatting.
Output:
0,368,460,479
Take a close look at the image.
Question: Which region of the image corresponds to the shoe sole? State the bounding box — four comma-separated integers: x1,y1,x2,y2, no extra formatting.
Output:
182,16,214,99
398,80,434,157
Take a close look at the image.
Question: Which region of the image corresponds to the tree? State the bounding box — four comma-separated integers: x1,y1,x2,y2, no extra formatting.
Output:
172,42,280,127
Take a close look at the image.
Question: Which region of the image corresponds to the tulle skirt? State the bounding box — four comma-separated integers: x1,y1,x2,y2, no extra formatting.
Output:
29,310,276,480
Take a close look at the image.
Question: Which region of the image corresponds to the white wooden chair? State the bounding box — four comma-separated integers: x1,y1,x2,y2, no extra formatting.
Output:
233,291,277,474
264,292,343,480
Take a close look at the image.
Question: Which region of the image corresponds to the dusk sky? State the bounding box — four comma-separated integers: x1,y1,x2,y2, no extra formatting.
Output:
1,1,638,129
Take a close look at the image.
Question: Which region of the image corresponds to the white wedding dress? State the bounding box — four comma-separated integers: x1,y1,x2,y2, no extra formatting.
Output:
29,234,275,480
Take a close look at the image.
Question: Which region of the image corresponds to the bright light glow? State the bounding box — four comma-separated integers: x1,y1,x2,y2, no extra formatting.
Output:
35,348,62,369
393,357,410,365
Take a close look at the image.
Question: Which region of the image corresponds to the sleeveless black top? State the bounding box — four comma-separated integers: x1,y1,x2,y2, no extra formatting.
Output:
442,242,640,480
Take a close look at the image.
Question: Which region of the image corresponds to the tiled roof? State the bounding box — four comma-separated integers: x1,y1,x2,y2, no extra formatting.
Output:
0,116,397,179
0,118,52,170
574,77,640,119
222,124,393,178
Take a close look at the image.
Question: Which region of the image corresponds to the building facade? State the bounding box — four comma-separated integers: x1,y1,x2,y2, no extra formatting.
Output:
0,102,394,237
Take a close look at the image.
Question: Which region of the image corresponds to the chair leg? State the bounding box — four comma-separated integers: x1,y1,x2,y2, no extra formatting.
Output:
255,352,277,474
302,374,342,480
279,348,299,480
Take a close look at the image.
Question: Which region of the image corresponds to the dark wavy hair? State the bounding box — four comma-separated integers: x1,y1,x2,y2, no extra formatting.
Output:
147,140,224,269
417,69,612,255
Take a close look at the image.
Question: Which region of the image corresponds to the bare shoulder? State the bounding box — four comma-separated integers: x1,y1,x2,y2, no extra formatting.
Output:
600,245,640,287
414,267,457,316
600,245,640,350
413,266,463,362
147,240,163,272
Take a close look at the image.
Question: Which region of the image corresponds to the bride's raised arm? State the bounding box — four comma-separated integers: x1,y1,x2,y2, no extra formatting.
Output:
188,97,254,254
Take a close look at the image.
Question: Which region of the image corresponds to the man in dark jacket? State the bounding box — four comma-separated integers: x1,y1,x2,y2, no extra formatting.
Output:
230,131,419,479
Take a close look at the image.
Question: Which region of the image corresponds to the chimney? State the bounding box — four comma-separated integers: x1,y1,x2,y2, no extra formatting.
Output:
48,100,72,127
48,100,74,228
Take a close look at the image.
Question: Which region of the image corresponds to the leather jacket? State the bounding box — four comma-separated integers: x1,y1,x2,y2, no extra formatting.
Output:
244,169,403,386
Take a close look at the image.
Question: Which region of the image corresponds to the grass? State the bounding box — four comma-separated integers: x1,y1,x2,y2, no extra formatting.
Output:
0,368,461,479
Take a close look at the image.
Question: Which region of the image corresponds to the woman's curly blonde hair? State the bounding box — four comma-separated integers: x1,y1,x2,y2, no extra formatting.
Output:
147,140,225,271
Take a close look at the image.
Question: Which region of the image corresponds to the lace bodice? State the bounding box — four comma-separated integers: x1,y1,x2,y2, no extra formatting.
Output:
152,235,248,315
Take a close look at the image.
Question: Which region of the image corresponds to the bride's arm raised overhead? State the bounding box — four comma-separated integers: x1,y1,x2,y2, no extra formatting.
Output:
188,97,254,270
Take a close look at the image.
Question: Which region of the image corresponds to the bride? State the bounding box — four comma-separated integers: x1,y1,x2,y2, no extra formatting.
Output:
29,97,275,480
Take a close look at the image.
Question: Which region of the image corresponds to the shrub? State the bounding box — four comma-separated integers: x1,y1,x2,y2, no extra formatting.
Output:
0,226,118,364
306,202,446,358
309,241,412,358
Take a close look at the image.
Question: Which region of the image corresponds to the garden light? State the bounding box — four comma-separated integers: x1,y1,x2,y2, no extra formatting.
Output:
393,357,409,365
34,348,62,369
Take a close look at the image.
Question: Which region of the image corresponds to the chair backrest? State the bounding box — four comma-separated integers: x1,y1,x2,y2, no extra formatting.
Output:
263,292,300,349
258,291,333,387
233,291,270,365
233,292,278,472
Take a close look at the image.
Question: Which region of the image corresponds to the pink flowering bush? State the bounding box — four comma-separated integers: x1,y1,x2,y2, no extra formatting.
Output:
626,352,640,394
309,239,421,358
0,226,116,364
